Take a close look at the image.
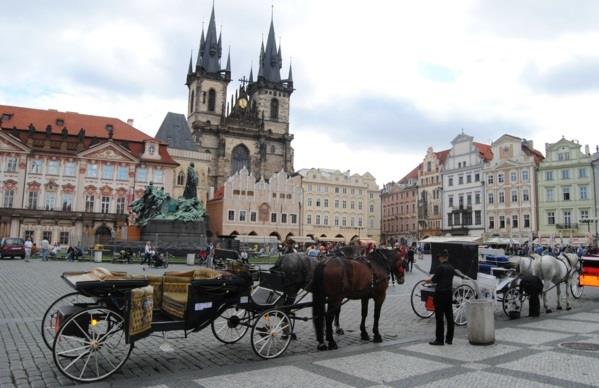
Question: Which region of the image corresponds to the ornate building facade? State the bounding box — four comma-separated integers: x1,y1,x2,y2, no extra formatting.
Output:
0,105,177,246
298,168,380,244
417,147,448,238
483,134,543,240
175,5,294,194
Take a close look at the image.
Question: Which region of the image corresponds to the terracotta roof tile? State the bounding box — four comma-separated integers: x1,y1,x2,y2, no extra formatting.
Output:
399,163,422,183
473,142,493,161
434,149,450,163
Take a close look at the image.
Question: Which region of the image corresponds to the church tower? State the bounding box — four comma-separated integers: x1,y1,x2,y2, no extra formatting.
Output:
186,4,231,128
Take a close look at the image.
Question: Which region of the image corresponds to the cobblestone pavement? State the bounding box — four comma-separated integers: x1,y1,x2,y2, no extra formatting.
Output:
1,256,598,387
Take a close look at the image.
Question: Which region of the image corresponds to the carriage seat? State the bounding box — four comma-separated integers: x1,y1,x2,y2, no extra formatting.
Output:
161,268,227,319
63,267,130,285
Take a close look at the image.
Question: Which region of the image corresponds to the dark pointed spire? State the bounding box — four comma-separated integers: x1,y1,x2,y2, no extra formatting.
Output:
287,62,293,82
188,51,193,74
199,2,221,74
258,39,265,78
225,48,231,73
249,66,254,83
197,27,205,69
259,14,282,82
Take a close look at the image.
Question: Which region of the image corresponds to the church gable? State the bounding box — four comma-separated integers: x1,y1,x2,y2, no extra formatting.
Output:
0,131,30,153
78,141,138,163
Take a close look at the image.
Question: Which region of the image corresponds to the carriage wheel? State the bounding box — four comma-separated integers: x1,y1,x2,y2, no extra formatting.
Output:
52,307,132,383
211,306,250,344
250,309,292,359
453,284,476,326
410,280,435,319
570,271,584,299
502,287,523,317
41,292,96,352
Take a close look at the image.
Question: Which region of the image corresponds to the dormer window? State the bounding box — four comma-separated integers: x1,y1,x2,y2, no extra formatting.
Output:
1,113,11,121
56,119,64,126
106,124,113,131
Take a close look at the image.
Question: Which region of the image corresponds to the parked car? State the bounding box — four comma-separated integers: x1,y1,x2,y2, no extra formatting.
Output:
0,237,25,259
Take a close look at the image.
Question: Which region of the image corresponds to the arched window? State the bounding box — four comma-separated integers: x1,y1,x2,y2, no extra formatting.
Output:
231,144,250,174
177,171,185,186
208,89,216,112
270,98,279,120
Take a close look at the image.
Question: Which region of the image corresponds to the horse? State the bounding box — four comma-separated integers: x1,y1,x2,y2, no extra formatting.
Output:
511,252,579,312
312,248,405,351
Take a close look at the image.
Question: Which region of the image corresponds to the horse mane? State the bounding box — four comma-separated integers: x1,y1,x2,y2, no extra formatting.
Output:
367,249,394,271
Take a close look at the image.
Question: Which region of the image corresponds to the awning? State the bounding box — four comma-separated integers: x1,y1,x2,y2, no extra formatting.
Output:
533,237,592,246
484,237,527,245
287,236,316,244
235,235,280,244
318,237,346,243
419,236,481,244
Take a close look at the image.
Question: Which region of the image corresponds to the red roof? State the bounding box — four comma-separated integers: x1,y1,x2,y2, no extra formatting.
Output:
0,104,152,142
211,186,225,201
399,163,422,183
434,149,450,164
473,142,493,161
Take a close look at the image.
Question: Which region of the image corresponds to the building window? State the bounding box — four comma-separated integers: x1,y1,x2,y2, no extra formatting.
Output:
449,195,454,207
579,168,588,178
270,98,279,120
474,173,480,182
42,231,52,243
281,213,287,223
498,174,504,184
466,175,472,184
510,171,517,182
448,213,453,227
31,160,42,174
334,216,339,226
580,209,589,220
562,187,570,201
64,162,76,177
87,163,98,178
498,191,505,203
307,197,312,207
250,211,257,222
547,211,555,225
488,193,494,204
342,200,346,209
231,144,250,175
448,177,453,186
239,210,246,222
85,195,94,212
116,197,125,214
101,196,110,213
324,215,329,225
350,201,355,209
102,164,113,180
343,187,347,194
512,215,518,228
117,166,128,181
334,200,339,208
28,191,38,209
523,189,529,202
290,214,297,224
25,230,34,241
271,213,277,223
545,171,553,181
335,187,339,193
370,204,374,213
499,216,505,229
3,190,15,208
475,192,480,205
467,194,472,206
45,192,56,211
324,199,329,208
524,214,530,228
580,186,588,200
522,170,529,181
564,210,572,227
136,168,147,182
459,176,464,185
153,169,163,184
511,190,518,203
558,152,570,161
561,169,570,180
60,232,69,245
342,217,347,226
475,211,481,225
546,187,554,201
6,158,17,172
306,214,311,224
489,216,495,229
208,88,216,111
228,210,235,221
316,215,321,225
487,175,494,185
47,160,59,175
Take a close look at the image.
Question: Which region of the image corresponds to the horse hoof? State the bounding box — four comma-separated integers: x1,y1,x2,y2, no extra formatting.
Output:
373,335,383,343
557,306,563,311
336,328,345,335
361,333,370,341
546,309,553,314
328,341,338,350
317,343,328,351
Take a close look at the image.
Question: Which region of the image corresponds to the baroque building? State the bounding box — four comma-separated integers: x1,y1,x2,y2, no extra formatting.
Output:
175,4,294,194
537,137,596,242
483,134,543,241
442,133,492,236
298,168,380,244
0,105,177,246
417,147,449,238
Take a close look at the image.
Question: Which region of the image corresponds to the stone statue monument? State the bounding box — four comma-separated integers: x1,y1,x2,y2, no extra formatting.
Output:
183,163,198,199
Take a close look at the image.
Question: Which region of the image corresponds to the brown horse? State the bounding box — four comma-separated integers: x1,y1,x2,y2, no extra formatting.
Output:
312,248,405,350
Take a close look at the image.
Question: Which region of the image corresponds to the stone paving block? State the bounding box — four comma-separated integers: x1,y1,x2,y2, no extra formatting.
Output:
518,319,599,334
555,312,599,322
315,351,449,384
415,370,557,388
403,338,521,362
494,328,572,345
499,351,599,386
195,366,353,388
462,363,490,370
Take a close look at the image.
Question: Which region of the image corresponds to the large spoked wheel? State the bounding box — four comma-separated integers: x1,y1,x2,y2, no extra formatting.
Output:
211,306,250,344
41,292,96,352
502,287,523,318
570,271,584,299
250,309,292,359
410,280,435,319
452,284,476,326
53,307,132,383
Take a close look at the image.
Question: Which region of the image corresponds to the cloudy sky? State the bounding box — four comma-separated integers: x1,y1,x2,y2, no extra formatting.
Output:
2,0,599,185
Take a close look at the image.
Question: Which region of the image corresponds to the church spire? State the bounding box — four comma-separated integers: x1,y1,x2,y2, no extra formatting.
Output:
258,39,265,78
287,62,293,82
225,48,231,73
259,15,282,82
199,2,221,74
188,51,193,74
249,65,254,83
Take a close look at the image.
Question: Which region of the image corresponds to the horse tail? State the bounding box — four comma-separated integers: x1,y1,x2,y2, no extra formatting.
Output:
312,262,326,342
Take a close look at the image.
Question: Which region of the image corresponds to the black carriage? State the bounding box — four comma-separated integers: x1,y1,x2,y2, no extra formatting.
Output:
41,266,308,383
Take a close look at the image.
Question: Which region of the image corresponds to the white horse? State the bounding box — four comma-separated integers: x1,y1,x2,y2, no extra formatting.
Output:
510,253,578,313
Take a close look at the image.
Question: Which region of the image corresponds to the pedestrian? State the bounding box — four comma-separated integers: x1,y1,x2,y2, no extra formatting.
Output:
142,241,153,265
426,249,463,345
41,237,49,262
240,249,249,264
519,274,544,317
406,244,415,272
66,245,75,262
24,237,33,262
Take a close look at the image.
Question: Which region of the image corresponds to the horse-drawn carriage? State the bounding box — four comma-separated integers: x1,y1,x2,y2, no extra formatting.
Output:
410,237,523,324
41,266,307,383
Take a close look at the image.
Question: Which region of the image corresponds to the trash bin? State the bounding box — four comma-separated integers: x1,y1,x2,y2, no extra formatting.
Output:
186,253,195,266
467,299,495,345
94,250,103,263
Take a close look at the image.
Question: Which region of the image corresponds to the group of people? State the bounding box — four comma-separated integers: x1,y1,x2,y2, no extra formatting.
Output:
22,237,81,262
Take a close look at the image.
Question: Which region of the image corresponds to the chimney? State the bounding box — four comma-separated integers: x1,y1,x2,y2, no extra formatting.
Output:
127,118,134,126
585,144,590,155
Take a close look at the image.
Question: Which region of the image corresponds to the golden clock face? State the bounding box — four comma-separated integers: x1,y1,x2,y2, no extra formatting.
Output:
238,97,248,109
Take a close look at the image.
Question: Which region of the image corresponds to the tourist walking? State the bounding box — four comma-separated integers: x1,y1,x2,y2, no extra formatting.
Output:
24,238,33,262
41,237,49,262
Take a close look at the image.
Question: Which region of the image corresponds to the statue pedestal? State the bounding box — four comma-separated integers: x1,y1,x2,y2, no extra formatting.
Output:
140,219,207,253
